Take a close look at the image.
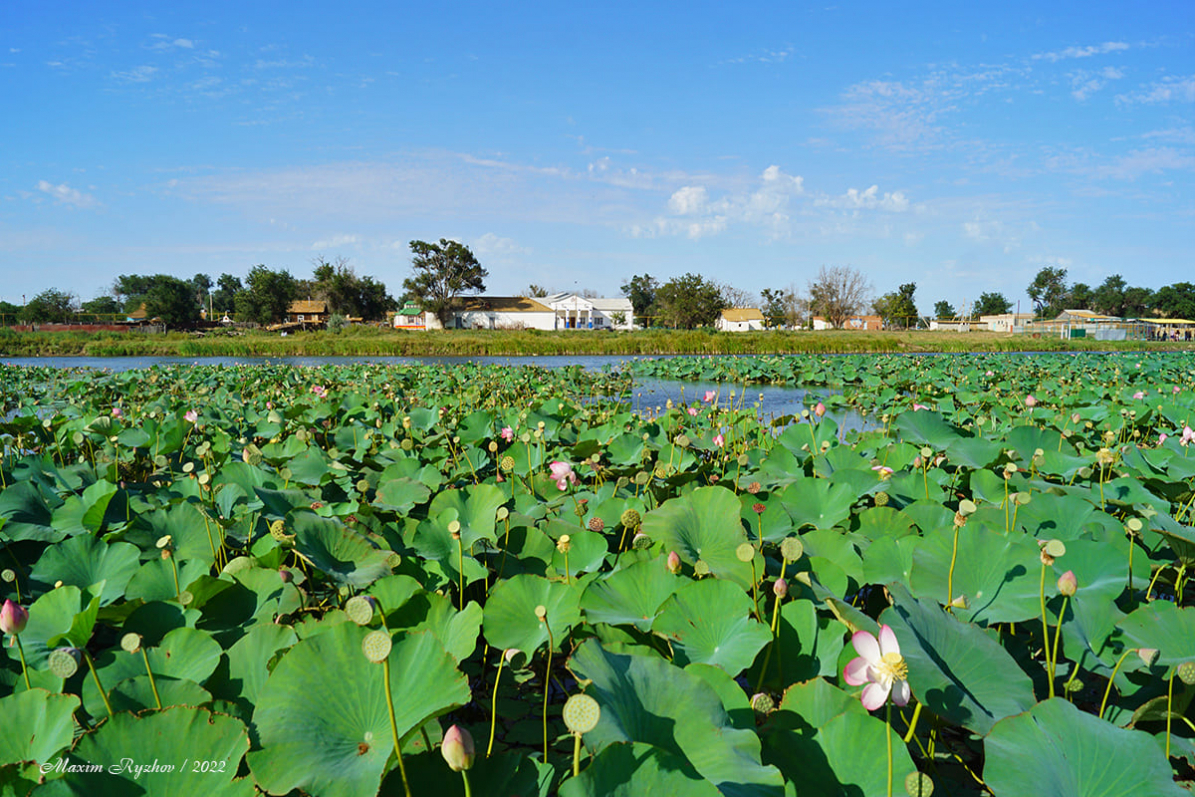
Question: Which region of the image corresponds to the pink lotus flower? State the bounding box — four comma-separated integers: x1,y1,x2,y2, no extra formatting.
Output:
500,426,514,442
814,402,826,418
703,390,716,404
0,600,28,635
266,401,274,409
111,407,123,418
1025,395,1038,408
1182,426,1195,447
687,407,699,416
311,384,327,398
843,624,911,711
872,465,894,479
912,403,929,411
184,409,198,424
1174,386,1182,395
1132,391,1145,400
666,551,681,574
441,724,475,772
1159,434,1169,445
985,370,994,376
549,461,578,491
713,433,724,447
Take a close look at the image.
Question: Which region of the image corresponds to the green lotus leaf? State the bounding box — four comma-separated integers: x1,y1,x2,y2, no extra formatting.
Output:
568,639,785,797
291,511,392,588
879,583,1036,735
860,535,917,588
48,479,119,537
409,511,490,590
579,559,680,633
558,742,722,797
29,535,140,606
427,482,505,547
852,506,916,542
33,707,253,797
642,486,759,590
547,526,608,578
386,592,482,663
124,558,211,604
248,625,469,797
944,435,1003,468
21,585,100,667
750,598,845,690
126,501,219,570
908,523,1041,624
0,480,60,543
0,689,80,766
778,478,856,532
286,447,332,486
893,409,964,450
985,698,1186,797
651,579,772,674
1117,601,1195,666
774,677,866,730
106,675,212,713
372,476,431,513
483,573,582,654
205,622,298,713
84,627,222,716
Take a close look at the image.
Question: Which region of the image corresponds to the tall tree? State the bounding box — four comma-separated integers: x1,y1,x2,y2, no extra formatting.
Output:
717,282,757,310
619,274,658,328
145,275,202,328
309,257,396,321
654,273,726,329
1091,275,1127,317
873,282,918,328
975,291,1013,315
212,274,243,315
190,273,214,310
403,239,487,327
1069,283,1093,311
759,288,791,329
236,265,298,325
933,300,956,319
522,284,550,298
1122,286,1154,318
1027,266,1069,318
808,265,872,329
23,289,78,323
81,295,122,317
1150,282,1195,320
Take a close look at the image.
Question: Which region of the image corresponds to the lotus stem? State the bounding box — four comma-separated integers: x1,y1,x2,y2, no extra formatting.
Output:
1049,595,1070,689
382,658,413,797
84,649,114,719
1040,562,1053,698
886,701,893,797
487,652,505,758
14,636,30,691
572,733,582,778
1166,668,1175,760
902,701,922,744
456,536,465,612
542,622,555,761
945,524,960,614
1099,648,1136,719
461,771,473,797
141,646,162,710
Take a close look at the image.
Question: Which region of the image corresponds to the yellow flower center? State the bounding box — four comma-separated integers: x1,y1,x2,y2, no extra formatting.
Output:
876,651,908,683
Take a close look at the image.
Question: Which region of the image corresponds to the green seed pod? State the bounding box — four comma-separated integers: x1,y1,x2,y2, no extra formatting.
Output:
1178,661,1195,686
735,543,755,563
562,694,601,734
48,647,80,679
875,491,890,507
362,630,392,663
620,509,641,529
693,559,711,577
905,772,933,797
121,633,142,654
1,570,14,583
750,692,775,714
780,537,804,563
345,595,377,626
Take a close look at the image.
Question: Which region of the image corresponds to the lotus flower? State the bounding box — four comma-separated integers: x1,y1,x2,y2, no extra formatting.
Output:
687,407,699,416
1182,426,1195,447
1057,570,1077,597
1159,434,1169,445
1132,391,1145,400
872,465,894,480
703,390,716,403
843,625,911,710
111,407,123,418
912,403,929,411
311,384,327,398
500,426,514,442
549,461,578,491
713,433,724,447
0,600,28,635
184,409,198,424
814,402,826,417
1025,394,1038,407
441,724,475,772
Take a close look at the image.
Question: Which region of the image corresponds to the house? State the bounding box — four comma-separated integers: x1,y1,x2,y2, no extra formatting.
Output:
980,313,1035,333
928,319,988,332
392,303,427,330
717,308,765,332
425,296,556,330
542,293,635,330
812,315,883,331
286,300,330,326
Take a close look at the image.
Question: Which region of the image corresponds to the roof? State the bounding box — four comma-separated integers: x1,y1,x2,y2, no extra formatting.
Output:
288,299,329,314
590,297,633,312
720,308,764,322
457,296,552,313
1144,318,1195,325
1057,309,1119,321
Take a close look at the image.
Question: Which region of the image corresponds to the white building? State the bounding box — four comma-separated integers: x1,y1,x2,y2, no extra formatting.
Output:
543,293,634,330
717,308,765,332
422,296,557,330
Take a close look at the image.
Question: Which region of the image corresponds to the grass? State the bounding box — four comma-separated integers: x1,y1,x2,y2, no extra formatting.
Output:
0,325,1190,358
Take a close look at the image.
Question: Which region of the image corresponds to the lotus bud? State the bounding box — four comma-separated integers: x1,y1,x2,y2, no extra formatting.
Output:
278,568,293,584
0,600,28,635
441,724,475,772
773,578,788,598
1057,570,1077,597
814,402,826,418
666,551,681,574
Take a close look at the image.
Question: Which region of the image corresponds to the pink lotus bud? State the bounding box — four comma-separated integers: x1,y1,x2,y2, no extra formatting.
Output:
814,402,826,417
1132,391,1145,400
111,407,123,418
687,406,699,416
773,578,788,598
441,724,475,772
0,600,28,635
713,433,724,448
500,426,514,442
703,390,716,404
1057,570,1077,597
666,551,681,574
1025,395,1037,408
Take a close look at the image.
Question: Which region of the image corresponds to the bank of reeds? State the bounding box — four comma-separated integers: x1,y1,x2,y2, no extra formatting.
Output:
0,326,1188,358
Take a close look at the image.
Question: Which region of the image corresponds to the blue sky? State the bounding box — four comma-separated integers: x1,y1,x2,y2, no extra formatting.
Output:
2,1,1192,314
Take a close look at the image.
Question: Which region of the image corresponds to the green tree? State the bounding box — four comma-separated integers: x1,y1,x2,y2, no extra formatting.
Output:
24,289,77,323
212,274,243,316
81,295,122,317
1091,275,1127,317
0,300,20,323
236,265,299,325
144,275,202,328
191,273,213,309
933,300,956,319
1122,286,1154,318
1069,282,1093,310
759,288,791,329
975,291,1013,315
403,239,487,327
654,273,726,329
619,274,658,328
808,265,872,329
310,257,396,321
873,282,917,328
522,284,550,298
1027,266,1069,318
1150,282,1195,320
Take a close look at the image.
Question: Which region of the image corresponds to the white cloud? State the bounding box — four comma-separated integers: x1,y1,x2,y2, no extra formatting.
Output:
110,65,158,83
1069,65,1125,100
668,186,709,215
36,180,96,208
649,165,806,239
311,234,359,250
1094,147,1195,180
1117,75,1195,105
150,35,195,50
1033,42,1129,62
472,233,529,256
817,185,909,212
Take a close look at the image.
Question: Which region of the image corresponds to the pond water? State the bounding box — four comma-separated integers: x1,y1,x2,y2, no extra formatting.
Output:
1,355,869,432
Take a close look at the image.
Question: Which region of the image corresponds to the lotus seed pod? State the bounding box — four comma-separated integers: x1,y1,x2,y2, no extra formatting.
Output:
948,594,969,610
48,647,79,678
905,771,934,797
269,519,294,544
178,590,193,606
155,534,173,549
0,569,13,583
735,543,755,563
503,648,527,669
496,506,509,521
737,454,749,467
780,537,804,563
1057,570,1077,597
362,630,392,663
773,578,788,598
500,455,515,472
121,633,142,653
440,724,475,772
875,491,890,507
675,434,690,448
958,499,977,516
1137,648,1159,666
1044,539,1066,559
562,694,601,734
386,552,402,569
620,509,641,529
752,502,766,515
0,600,28,635
632,532,651,550
747,481,762,494
1178,661,1195,686
557,535,572,554
345,595,377,626
750,692,775,714
1015,492,1030,505
587,517,605,533
666,551,682,574
693,559,711,577
534,605,548,621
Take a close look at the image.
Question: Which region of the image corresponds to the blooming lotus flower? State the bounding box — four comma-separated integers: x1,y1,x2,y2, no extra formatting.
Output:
441,724,475,772
111,407,123,418
912,403,929,411
311,384,327,398
0,600,28,635
1159,434,1168,445
703,390,716,404
184,409,198,424
1182,426,1195,447
687,407,699,416
1132,391,1145,400
843,625,911,710
872,465,894,480
1025,395,1037,408
985,370,994,376
1174,386,1182,395
713,433,724,447
500,426,514,442
549,461,578,491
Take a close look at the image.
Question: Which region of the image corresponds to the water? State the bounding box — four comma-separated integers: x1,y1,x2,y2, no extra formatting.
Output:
0,355,866,430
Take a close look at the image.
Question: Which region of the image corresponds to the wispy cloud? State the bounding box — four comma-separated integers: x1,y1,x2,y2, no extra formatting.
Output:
1032,42,1129,62
311,233,359,250
149,34,195,50
472,232,530,256
110,65,157,83
720,46,794,65
36,180,96,208
634,165,806,240
815,185,910,212
1117,74,1195,105
1069,66,1125,100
